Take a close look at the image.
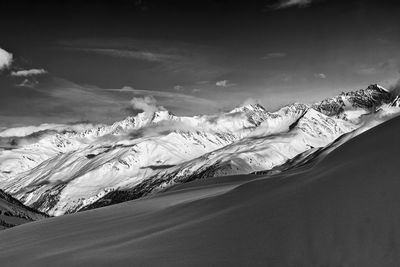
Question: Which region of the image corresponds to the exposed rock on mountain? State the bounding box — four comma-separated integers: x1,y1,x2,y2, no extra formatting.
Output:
0,84,399,215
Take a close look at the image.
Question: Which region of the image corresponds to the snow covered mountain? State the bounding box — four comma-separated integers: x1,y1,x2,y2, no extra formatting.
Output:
0,189,47,230
0,84,398,216
3,112,400,266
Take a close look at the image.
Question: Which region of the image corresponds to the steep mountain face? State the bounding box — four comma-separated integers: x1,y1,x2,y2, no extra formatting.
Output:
0,84,398,215
312,84,392,120
0,189,47,230
390,95,400,107
81,108,356,211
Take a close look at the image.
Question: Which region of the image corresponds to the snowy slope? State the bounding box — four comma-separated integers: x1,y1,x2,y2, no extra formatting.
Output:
81,107,357,211
2,114,400,266
1,106,278,215
0,84,398,215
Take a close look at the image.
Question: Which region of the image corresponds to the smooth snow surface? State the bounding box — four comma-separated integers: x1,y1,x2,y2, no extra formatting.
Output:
1,115,400,266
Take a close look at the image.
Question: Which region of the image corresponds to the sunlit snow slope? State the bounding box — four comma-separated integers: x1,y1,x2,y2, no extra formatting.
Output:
0,84,398,215
1,111,400,266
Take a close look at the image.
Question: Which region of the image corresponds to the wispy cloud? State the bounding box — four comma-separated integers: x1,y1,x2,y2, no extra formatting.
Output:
57,38,230,81
11,68,47,77
0,47,13,70
261,52,287,60
355,66,382,75
354,60,398,76
216,80,235,87
196,81,209,85
66,47,180,63
274,0,313,9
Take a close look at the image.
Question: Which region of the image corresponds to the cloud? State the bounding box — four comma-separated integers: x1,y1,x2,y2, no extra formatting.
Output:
16,78,39,88
118,86,137,92
216,80,235,87
274,0,313,9
192,88,201,93
68,47,179,63
216,80,228,87
11,68,47,77
0,76,219,128
130,96,165,114
173,85,184,91
356,67,380,75
261,52,287,60
0,47,13,70
128,120,198,140
12,69,47,88
0,122,98,138
315,73,327,79
58,38,230,81
196,81,209,85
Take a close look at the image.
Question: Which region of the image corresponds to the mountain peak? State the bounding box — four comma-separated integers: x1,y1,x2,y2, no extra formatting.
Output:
230,103,266,114
313,84,393,117
367,83,389,92
151,110,176,122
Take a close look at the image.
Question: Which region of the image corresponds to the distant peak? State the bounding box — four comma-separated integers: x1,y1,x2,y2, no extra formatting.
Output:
151,110,176,121
244,103,266,111
337,84,390,97
277,102,309,112
287,102,309,108
367,84,389,93
230,103,266,113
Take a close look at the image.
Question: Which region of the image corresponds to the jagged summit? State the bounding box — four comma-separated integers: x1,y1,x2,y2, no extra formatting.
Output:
312,84,393,117
340,83,391,98
277,102,309,114
230,103,266,114
367,83,389,92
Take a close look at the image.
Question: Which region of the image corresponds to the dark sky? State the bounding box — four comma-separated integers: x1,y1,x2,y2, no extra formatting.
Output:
0,0,400,127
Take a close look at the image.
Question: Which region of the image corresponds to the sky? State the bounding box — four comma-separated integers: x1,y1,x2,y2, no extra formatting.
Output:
0,0,400,127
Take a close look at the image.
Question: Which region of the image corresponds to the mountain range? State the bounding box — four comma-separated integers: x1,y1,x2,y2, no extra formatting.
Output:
0,84,399,217
1,100,400,266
